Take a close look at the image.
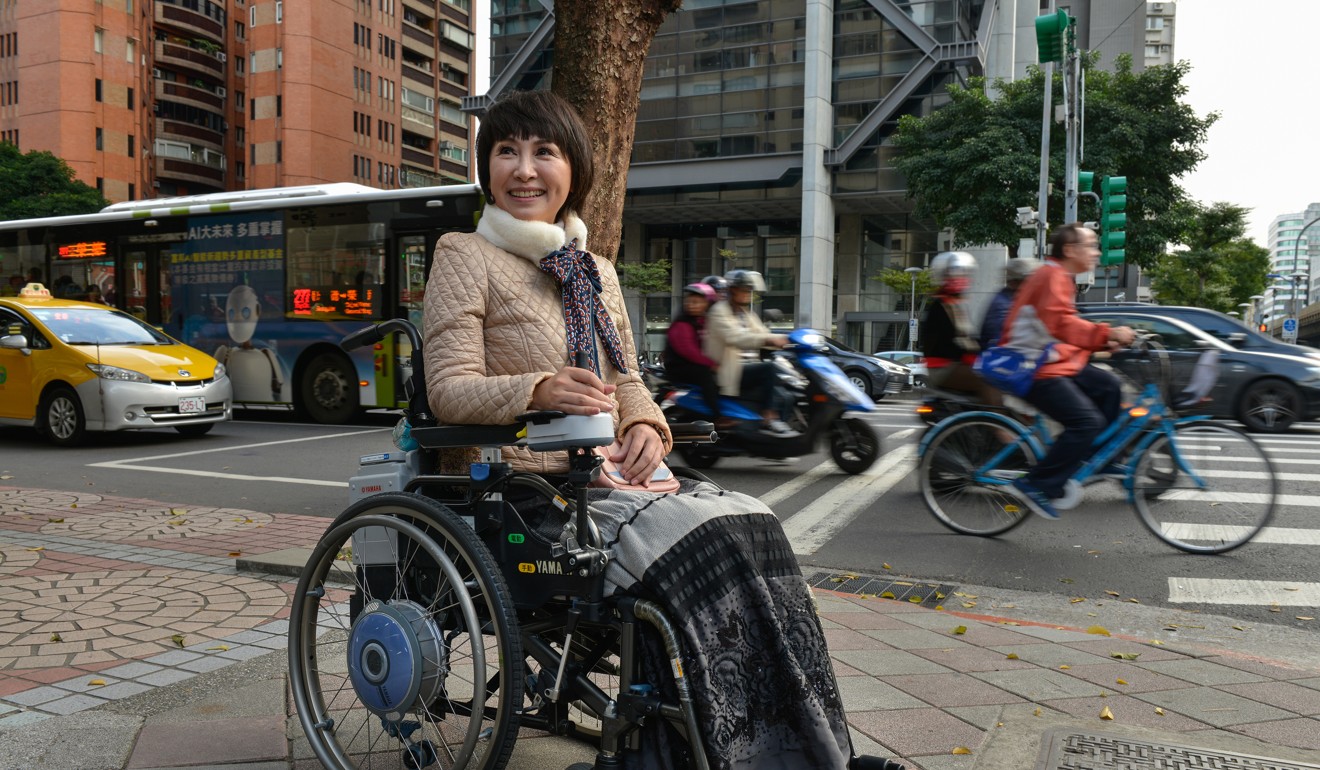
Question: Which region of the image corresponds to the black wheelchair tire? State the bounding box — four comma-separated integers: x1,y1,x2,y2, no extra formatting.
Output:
288,493,522,770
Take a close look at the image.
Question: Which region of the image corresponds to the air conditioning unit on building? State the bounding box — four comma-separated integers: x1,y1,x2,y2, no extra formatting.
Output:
217,52,227,62
439,141,453,150
152,67,164,78
217,86,227,97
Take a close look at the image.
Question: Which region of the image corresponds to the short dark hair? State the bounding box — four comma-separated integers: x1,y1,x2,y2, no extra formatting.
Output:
476,90,594,221
1048,222,1093,258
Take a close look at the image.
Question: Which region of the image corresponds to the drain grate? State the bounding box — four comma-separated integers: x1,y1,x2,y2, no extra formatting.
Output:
806,570,956,608
1038,728,1320,770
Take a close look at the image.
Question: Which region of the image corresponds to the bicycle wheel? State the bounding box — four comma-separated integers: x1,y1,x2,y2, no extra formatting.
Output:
1132,423,1276,554
288,493,522,770
919,416,1040,536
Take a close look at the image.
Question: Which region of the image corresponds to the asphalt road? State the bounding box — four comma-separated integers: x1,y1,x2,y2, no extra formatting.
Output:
3,399,1318,633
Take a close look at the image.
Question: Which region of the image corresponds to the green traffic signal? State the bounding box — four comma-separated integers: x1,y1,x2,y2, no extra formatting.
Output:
1077,171,1095,192
1099,175,1128,266
1034,10,1070,63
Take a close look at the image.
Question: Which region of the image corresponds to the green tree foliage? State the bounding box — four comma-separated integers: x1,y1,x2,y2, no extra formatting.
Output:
1147,202,1269,311
0,144,108,220
872,267,934,315
619,258,672,358
893,54,1216,267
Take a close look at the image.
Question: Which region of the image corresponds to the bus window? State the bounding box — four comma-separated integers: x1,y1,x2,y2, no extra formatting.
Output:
285,217,385,320
399,234,427,327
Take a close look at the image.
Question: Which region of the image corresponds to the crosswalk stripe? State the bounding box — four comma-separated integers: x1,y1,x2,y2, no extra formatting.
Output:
1160,524,1320,546
1159,490,1317,507
782,444,917,556
1168,577,1320,606
761,460,839,508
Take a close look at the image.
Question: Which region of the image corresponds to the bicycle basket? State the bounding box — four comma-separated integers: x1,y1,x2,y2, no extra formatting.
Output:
1110,339,1220,412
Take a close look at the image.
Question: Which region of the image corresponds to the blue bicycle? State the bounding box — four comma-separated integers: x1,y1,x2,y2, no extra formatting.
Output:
917,337,1277,554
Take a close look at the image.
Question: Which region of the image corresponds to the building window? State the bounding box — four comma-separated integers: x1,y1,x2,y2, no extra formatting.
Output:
126,86,134,107
236,161,245,178
126,38,135,63
250,143,255,163
128,134,135,157
249,5,255,25
276,0,282,23
276,140,282,162
96,128,103,150
94,28,103,54
236,127,244,143
95,79,102,102
236,90,245,111
276,95,282,116
96,177,103,192
236,21,245,40
1146,16,1164,30
128,183,135,200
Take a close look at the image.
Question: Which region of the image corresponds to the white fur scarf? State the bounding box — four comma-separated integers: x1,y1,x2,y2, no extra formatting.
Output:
475,204,589,265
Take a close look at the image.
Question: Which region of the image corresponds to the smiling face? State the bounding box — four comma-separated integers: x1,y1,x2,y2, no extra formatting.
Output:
487,135,573,225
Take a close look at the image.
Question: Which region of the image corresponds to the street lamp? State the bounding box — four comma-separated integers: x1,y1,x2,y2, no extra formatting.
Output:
1248,293,1265,328
904,266,923,351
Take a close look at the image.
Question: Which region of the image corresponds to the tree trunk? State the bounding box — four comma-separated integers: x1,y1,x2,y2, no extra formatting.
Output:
552,0,680,264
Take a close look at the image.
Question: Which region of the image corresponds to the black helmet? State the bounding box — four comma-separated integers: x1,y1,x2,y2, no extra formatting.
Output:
700,274,729,296
724,269,767,292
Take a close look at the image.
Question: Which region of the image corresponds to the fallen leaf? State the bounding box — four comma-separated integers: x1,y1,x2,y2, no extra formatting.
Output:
0,474,13,479
1110,652,1140,660
1232,625,1247,631
952,625,967,635
895,581,914,586
168,519,187,526
206,644,229,652
908,595,923,604
47,517,64,523
171,634,186,648
26,546,43,552
1033,707,1042,717
1100,691,1107,697
1125,597,1141,604
954,591,978,599
228,551,241,558
1116,678,1128,685
1087,625,1111,636
962,602,977,609
88,679,106,686
1099,706,1114,720
1284,586,1300,591
1154,707,1165,716
881,563,892,570
880,592,896,600
1087,550,1101,554
69,503,77,508
1297,616,1315,621
1105,590,1121,597
1149,640,1164,645
934,604,944,611
49,633,62,642
1059,665,1071,670
1005,653,1020,660
935,591,946,600
1059,577,1075,584
1070,597,1086,604
170,507,186,515
999,603,1017,609
951,747,972,755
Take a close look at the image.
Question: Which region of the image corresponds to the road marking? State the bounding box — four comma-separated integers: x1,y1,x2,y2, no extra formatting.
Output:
888,428,917,440
1168,577,1320,606
87,429,389,486
759,428,918,508
781,444,917,556
1159,491,1318,507
1161,524,1320,546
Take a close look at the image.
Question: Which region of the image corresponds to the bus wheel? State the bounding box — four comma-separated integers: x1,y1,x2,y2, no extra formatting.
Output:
299,352,359,424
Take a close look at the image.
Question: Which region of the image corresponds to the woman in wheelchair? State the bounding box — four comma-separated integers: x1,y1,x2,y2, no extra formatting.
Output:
289,90,896,770
422,91,889,769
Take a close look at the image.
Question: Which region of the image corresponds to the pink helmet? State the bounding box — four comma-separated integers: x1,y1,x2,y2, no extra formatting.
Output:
683,283,718,303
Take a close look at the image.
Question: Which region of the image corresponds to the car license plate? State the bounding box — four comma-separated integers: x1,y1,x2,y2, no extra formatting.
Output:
178,397,206,414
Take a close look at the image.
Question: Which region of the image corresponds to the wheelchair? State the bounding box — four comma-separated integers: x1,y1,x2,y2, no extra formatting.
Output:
287,319,723,770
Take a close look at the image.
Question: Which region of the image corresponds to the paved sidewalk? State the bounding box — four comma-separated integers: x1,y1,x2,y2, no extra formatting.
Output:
2,485,1320,770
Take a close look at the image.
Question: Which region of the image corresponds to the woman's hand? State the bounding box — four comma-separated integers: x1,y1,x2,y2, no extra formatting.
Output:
610,424,666,487
532,366,617,415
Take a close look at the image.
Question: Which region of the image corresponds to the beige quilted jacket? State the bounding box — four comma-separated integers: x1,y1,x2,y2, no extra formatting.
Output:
422,204,671,474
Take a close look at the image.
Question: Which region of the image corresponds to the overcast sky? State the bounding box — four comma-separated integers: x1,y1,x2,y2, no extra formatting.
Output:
1175,0,1319,247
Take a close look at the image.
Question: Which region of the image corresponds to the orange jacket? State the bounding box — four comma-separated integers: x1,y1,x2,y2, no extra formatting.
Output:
1000,261,1111,379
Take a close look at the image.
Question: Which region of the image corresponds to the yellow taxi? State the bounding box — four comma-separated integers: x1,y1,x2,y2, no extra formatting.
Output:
0,283,232,446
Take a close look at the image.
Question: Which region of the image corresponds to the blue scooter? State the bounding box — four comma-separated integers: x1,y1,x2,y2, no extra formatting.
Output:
658,329,882,474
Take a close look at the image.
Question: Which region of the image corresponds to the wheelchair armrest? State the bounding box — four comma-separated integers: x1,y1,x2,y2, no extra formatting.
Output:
410,424,524,449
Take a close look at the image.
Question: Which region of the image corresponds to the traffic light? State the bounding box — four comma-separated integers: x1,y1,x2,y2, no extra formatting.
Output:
1077,171,1095,194
1035,10,1070,63
1099,175,1127,266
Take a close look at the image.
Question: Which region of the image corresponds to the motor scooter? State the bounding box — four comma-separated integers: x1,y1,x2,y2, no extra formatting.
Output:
658,329,882,474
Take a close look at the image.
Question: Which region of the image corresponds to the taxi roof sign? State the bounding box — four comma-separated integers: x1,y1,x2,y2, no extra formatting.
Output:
18,283,51,298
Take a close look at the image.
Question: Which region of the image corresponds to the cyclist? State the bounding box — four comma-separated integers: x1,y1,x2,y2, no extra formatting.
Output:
704,269,794,434
1000,223,1135,519
921,251,1001,407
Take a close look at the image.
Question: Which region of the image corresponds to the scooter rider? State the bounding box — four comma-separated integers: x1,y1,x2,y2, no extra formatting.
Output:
703,269,794,434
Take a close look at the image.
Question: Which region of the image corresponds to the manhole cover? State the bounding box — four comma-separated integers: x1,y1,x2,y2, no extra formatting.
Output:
805,570,955,608
1038,728,1320,769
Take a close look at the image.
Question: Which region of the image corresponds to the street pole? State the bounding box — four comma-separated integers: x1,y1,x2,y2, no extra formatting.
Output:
905,266,922,351
1035,60,1053,261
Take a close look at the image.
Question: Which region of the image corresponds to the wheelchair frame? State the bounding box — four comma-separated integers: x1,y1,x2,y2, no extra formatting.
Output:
288,319,715,770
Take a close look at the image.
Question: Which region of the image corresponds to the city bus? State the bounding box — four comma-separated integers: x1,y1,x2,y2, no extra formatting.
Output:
0,183,484,423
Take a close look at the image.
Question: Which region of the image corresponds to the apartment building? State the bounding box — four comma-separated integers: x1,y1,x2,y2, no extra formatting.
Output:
1266,204,1320,326
0,0,475,201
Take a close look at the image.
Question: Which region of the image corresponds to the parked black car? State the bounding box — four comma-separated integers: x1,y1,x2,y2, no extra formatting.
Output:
1081,310,1320,432
1078,303,1320,362
819,337,911,400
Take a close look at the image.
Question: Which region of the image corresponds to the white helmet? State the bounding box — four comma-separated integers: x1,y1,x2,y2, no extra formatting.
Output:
724,269,767,292
928,251,976,287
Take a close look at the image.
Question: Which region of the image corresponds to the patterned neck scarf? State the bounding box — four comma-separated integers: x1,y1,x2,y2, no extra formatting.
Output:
539,239,629,375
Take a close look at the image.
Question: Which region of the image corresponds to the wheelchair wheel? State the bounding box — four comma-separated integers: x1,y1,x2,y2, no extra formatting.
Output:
919,416,1039,536
289,493,522,770
1132,423,1276,554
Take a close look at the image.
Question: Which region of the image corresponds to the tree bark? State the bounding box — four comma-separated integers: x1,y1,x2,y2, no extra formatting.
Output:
551,0,680,264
